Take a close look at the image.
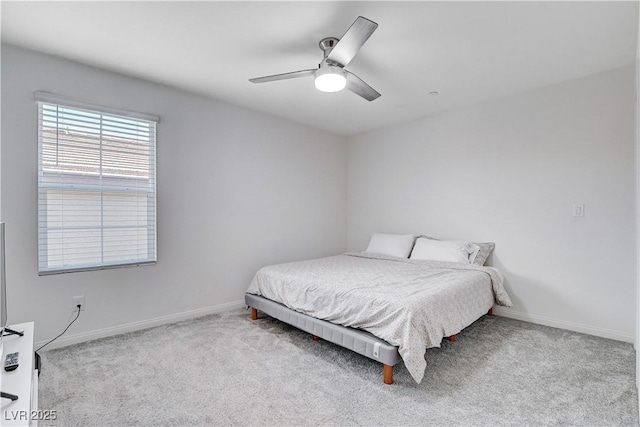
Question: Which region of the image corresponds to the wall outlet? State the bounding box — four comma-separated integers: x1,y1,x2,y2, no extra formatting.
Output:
72,296,85,311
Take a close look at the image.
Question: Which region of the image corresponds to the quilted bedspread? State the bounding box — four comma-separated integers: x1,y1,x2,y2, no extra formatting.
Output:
246,252,512,383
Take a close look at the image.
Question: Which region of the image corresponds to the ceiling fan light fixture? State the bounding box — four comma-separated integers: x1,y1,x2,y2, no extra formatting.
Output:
314,66,347,93
249,16,380,101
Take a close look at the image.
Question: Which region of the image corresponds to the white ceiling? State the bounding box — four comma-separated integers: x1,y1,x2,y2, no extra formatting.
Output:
2,1,638,136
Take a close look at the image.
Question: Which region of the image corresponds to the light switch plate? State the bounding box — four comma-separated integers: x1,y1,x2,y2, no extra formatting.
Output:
572,204,585,217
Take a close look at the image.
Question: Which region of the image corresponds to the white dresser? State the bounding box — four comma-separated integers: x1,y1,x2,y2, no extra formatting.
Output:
1,323,38,427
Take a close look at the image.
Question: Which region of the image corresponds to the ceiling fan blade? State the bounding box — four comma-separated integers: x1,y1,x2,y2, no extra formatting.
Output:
249,69,316,84
326,16,378,67
346,71,381,101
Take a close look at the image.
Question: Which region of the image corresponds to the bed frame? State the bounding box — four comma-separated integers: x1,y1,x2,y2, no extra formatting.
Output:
246,293,493,385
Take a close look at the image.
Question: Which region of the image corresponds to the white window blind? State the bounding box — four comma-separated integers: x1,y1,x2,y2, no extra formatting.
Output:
36,93,158,275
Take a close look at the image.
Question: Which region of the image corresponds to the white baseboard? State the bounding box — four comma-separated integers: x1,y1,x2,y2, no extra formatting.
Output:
493,306,634,343
34,301,633,350
34,299,246,351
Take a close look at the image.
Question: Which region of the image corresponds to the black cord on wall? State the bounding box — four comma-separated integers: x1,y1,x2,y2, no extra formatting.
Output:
35,304,82,353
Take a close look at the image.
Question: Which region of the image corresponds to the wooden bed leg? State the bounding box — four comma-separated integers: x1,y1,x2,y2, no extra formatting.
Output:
447,334,457,342
383,364,393,385
251,307,258,320
487,307,494,316
312,335,320,341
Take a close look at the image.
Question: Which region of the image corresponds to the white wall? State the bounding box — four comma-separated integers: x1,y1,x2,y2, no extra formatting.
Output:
1,44,347,346
348,66,636,342
636,2,640,393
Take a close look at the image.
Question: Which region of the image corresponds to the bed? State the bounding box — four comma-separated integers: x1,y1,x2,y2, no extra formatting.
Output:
245,240,512,385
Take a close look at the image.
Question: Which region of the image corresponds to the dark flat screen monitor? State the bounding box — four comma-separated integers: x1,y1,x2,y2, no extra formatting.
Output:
0,222,6,333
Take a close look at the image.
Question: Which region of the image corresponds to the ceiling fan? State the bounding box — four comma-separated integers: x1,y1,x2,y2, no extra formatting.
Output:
249,16,381,101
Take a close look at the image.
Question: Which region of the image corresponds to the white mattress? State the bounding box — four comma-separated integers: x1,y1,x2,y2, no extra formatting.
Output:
246,252,512,383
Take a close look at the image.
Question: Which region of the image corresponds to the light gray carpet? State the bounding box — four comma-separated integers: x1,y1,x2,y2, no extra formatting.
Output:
38,309,637,426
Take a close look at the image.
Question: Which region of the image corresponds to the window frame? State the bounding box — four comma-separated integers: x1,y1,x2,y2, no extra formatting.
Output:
35,91,159,275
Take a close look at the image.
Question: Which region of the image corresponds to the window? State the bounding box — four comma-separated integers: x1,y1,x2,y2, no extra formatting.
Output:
36,92,158,275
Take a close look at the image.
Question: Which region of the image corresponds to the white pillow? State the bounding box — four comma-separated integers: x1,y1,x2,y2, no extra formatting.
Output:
409,238,480,264
365,233,416,258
